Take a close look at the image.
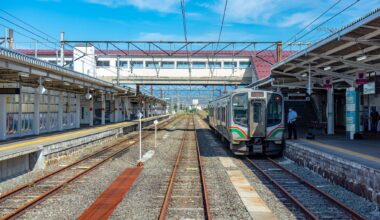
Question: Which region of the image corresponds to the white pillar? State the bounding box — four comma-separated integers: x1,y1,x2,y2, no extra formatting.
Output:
327,87,334,135
76,94,80,128
33,91,40,135
89,97,94,126
18,92,22,137
58,92,63,131
115,97,120,123
101,93,105,125
0,95,7,140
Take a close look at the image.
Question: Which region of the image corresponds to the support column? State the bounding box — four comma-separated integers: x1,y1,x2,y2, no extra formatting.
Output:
101,93,105,125
89,97,94,127
58,92,63,131
115,97,120,123
346,87,359,140
33,91,40,135
0,95,7,140
327,87,334,135
76,94,80,128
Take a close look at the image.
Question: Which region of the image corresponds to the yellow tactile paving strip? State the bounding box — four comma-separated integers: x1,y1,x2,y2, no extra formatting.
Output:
0,116,167,152
227,170,277,220
301,139,380,163
219,157,237,168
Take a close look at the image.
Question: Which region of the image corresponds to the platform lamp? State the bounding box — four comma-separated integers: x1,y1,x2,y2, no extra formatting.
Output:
37,77,47,95
85,87,92,100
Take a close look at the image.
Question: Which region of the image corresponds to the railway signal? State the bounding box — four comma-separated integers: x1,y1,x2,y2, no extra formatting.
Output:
137,112,144,167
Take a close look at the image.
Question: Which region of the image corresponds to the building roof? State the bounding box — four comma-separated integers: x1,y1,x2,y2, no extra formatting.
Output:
269,8,380,89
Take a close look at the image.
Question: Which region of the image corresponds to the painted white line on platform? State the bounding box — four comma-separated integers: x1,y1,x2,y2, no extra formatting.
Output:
141,150,155,162
219,157,237,168
227,170,277,220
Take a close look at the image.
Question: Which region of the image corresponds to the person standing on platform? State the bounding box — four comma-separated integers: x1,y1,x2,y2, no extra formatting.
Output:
370,108,379,133
287,108,298,140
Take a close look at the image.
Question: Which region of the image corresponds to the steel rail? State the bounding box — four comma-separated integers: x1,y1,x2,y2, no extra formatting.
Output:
266,157,366,220
246,158,318,220
193,116,212,220
158,118,189,220
0,116,177,220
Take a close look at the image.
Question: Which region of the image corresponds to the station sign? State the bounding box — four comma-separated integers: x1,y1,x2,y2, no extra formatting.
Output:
363,81,375,95
323,78,332,88
0,83,20,94
355,71,367,85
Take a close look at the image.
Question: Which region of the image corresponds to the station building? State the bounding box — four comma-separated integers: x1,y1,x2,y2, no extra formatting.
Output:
0,46,167,141
251,8,380,140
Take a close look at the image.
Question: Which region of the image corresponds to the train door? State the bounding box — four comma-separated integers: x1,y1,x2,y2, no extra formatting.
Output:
249,99,266,137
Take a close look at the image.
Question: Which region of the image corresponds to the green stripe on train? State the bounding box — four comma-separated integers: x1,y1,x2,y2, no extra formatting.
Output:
230,128,246,138
269,128,284,138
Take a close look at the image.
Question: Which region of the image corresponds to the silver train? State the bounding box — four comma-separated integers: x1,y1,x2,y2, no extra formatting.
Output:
208,89,285,156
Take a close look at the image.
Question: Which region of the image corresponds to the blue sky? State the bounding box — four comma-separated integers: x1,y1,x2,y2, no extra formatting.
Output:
1,0,380,48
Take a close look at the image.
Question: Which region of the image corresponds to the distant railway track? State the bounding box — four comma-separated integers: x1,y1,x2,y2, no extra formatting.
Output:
0,116,177,220
246,157,366,220
159,116,211,220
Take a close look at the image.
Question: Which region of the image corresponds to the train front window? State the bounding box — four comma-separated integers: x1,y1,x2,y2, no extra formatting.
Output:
267,94,282,127
232,93,248,126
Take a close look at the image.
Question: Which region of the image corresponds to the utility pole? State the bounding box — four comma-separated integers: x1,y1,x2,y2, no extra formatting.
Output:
276,41,282,63
7,29,14,49
116,56,120,85
60,32,65,66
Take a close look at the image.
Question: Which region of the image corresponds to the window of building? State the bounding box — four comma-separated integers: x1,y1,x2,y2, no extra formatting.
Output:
192,62,206,68
48,60,57,65
224,61,237,68
161,61,175,68
117,61,128,68
239,61,251,68
232,93,248,126
146,61,160,69
177,61,190,69
209,62,221,69
96,60,110,67
131,61,144,69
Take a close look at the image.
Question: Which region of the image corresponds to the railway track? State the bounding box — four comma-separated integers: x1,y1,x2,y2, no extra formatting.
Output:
246,157,366,220
159,116,211,220
0,116,177,220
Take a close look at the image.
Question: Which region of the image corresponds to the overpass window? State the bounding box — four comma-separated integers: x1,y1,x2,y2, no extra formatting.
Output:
48,60,57,65
131,61,144,69
177,61,190,69
209,62,221,69
224,62,237,68
96,60,110,67
267,94,283,127
161,61,174,68
117,61,128,68
232,93,248,127
193,62,206,68
239,61,251,68
146,61,160,69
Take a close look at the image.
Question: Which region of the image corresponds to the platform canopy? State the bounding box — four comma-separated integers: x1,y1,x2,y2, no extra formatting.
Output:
266,8,380,90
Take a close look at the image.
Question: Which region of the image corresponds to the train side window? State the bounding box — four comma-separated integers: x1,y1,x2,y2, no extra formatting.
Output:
267,94,283,127
232,93,248,126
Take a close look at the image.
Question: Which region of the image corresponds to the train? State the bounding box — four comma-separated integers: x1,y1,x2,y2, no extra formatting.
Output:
208,88,285,156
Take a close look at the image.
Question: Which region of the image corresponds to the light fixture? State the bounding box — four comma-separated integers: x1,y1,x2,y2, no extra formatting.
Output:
301,73,308,77
19,72,30,78
37,77,47,94
78,85,84,89
85,87,92,100
63,82,70,86
324,66,331,71
44,78,52,82
356,55,367,61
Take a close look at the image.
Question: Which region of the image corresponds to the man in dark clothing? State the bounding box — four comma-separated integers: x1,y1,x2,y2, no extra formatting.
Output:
370,108,379,133
287,108,298,139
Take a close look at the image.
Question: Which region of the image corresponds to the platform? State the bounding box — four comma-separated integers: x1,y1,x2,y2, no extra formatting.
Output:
285,136,380,204
0,115,169,180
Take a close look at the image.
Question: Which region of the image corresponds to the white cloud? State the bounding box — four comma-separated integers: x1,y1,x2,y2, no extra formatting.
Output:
138,32,178,41
277,12,316,28
85,0,179,13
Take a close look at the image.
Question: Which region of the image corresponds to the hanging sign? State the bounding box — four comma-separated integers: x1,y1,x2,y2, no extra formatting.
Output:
323,78,332,88
355,71,367,85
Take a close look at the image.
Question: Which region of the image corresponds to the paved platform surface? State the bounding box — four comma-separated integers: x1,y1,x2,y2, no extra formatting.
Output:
0,115,168,161
287,135,380,170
